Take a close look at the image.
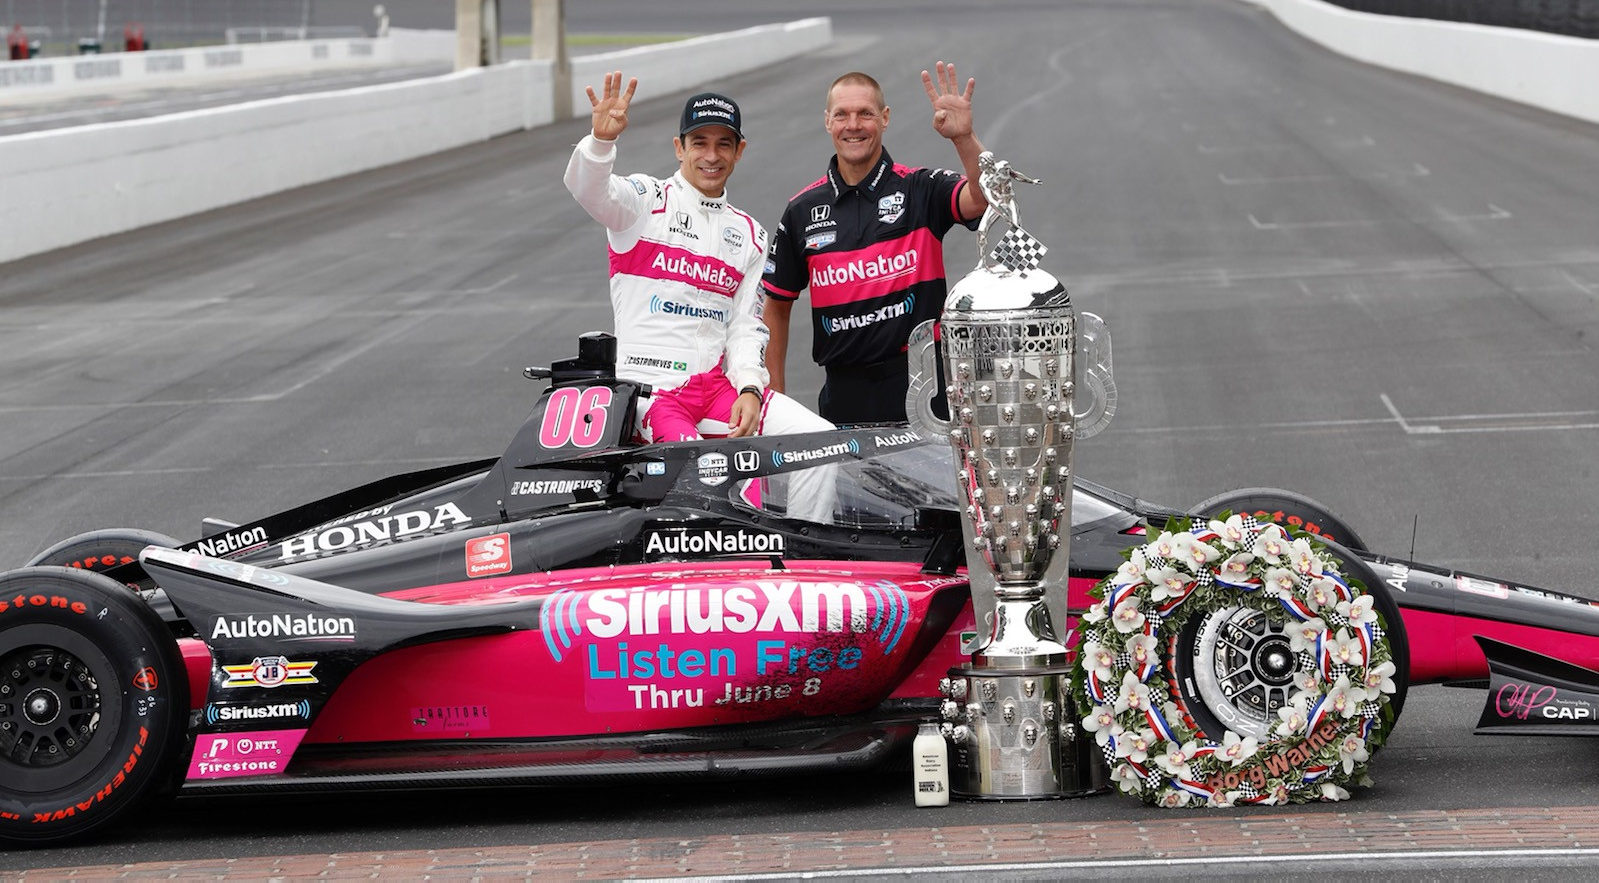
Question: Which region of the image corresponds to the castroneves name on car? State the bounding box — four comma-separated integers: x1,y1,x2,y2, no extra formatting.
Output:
280,503,470,560
511,478,605,496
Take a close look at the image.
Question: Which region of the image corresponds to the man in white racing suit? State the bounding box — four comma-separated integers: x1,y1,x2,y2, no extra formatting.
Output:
564,71,837,524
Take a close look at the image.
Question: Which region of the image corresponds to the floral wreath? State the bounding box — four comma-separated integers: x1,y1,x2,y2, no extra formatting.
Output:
1073,513,1398,807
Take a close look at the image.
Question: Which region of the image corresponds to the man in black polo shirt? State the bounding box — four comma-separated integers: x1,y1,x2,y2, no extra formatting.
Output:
761,62,988,424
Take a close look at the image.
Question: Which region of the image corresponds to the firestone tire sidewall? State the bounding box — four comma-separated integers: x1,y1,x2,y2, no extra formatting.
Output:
0,568,187,847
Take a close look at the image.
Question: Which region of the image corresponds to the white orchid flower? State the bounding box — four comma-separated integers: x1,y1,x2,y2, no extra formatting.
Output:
1297,669,1322,692
1329,629,1366,668
1126,633,1158,672
1083,641,1117,681
1339,733,1370,773
1252,523,1290,563
1216,730,1259,767
1114,671,1153,715
1337,594,1378,628
1307,577,1342,610
1171,533,1221,570
1114,548,1149,586
1111,596,1147,634
1118,727,1157,764
1081,704,1122,746
1207,789,1240,808
1148,566,1193,603
1150,531,1179,560
1215,552,1257,585
1288,617,1329,655
1209,514,1250,549
1111,762,1144,794
1362,660,1398,694
1276,694,1311,737
1159,789,1193,808
1289,538,1323,577
1081,602,1109,624
1323,675,1370,718
1319,782,1351,801
1263,567,1300,598
1154,739,1201,778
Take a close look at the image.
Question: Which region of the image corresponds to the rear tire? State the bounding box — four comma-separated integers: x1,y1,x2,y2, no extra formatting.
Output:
1191,487,1366,551
27,529,182,591
0,567,188,846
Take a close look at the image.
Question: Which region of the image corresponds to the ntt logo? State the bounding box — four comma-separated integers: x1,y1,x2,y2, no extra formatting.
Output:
821,294,916,336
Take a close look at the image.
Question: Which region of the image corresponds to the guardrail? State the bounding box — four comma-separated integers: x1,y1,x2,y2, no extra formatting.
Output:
0,27,454,99
1249,0,1599,125
0,17,832,265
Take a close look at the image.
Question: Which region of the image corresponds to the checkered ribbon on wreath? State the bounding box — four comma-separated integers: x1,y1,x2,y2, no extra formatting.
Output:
990,226,1048,271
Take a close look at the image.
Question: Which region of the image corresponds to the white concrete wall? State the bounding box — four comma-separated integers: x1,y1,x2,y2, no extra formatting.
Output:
569,17,832,110
0,60,553,264
0,18,832,265
0,29,456,102
1256,0,1599,126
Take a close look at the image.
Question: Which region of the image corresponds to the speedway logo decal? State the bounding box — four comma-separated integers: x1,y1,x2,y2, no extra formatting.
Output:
538,580,911,713
211,613,355,642
220,656,318,689
466,533,512,578
187,729,306,780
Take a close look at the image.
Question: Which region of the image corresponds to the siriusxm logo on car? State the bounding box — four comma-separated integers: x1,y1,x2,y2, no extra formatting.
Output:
771,438,860,468
649,295,728,323
205,700,312,725
821,294,915,336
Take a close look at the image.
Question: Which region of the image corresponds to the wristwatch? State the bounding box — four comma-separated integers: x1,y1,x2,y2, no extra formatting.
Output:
739,386,763,399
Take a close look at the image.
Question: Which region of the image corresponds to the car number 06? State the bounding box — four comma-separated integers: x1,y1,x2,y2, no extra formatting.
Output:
538,387,612,449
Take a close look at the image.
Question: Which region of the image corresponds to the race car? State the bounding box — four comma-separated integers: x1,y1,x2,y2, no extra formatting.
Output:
4,332,1599,844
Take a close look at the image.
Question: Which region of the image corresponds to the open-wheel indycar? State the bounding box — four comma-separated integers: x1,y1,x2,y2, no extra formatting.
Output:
5,333,1599,844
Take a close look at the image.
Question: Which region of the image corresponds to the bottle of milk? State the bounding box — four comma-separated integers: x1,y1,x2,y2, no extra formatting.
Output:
913,722,950,807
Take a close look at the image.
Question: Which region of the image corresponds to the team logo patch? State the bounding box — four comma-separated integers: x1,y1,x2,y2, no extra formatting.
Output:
722,227,744,250
810,204,831,223
878,192,905,224
804,233,836,250
222,656,318,689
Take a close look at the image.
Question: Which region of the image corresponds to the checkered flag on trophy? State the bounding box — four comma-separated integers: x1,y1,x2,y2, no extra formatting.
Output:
989,226,1048,272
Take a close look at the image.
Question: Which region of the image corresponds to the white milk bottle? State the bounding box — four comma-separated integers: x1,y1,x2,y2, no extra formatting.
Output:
913,722,950,807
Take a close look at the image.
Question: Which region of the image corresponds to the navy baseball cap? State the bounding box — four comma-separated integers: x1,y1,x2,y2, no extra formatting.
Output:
680,92,743,140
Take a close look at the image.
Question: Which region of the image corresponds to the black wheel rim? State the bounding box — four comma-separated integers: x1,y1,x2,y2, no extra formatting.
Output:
0,646,102,767
0,623,123,794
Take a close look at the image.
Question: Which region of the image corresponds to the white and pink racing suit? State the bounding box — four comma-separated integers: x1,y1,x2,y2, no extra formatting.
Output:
563,134,837,522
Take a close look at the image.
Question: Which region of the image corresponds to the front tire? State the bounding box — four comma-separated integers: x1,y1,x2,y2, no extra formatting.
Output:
0,567,188,846
1191,487,1366,551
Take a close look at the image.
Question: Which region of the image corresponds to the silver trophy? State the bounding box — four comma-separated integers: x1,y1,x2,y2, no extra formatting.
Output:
907,151,1113,800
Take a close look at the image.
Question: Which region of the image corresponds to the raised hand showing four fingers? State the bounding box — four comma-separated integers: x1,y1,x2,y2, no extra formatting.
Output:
921,60,975,141
586,70,638,141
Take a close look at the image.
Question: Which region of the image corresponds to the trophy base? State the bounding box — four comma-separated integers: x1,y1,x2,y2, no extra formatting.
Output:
944,660,1109,800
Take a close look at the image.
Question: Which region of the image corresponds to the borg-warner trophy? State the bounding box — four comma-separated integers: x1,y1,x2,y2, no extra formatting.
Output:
907,152,1115,800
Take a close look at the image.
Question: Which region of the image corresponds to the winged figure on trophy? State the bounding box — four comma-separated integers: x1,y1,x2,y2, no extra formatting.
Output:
975,151,1046,273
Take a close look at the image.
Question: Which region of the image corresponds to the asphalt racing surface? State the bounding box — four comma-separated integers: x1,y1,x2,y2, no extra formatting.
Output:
4,0,1599,876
